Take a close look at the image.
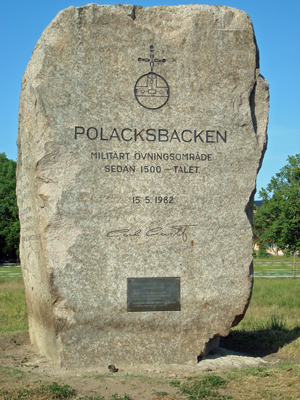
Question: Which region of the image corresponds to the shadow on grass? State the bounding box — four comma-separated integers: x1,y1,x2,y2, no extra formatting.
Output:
220,317,300,357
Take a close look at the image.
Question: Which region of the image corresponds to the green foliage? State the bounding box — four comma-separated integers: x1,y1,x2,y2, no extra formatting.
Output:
0,153,19,260
110,395,130,400
257,245,269,258
253,154,300,255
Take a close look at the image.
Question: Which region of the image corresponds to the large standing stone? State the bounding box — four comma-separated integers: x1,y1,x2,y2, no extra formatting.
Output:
17,4,269,366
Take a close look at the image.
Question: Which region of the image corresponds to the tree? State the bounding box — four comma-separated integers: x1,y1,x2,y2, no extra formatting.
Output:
0,153,20,260
253,154,300,277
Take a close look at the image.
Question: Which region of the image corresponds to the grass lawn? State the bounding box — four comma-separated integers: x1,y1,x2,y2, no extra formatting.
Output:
0,266,28,333
226,278,300,358
253,255,299,276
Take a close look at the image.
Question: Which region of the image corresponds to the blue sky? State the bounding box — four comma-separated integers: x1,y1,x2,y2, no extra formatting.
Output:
1,0,299,198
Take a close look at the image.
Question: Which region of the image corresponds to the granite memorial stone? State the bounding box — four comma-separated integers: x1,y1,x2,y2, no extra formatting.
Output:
17,4,269,366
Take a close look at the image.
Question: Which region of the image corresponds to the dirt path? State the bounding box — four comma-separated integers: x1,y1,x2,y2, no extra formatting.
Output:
0,331,277,399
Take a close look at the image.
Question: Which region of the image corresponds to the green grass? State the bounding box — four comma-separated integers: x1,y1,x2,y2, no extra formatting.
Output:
0,266,22,280
0,365,24,379
172,374,231,400
253,255,299,276
251,278,300,308
223,362,300,399
226,317,300,357
110,395,130,400
170,363,300,400
234,278,300,333
0,266,28,333
0,382,75,400
225,278,300,357
81,373,109,381
41,382,74,399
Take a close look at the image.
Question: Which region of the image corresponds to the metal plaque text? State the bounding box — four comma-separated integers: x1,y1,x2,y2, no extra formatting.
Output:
127,277,180,312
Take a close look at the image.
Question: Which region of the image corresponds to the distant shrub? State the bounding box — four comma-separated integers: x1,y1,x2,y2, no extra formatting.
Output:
258,245,269,258
284,249,291,257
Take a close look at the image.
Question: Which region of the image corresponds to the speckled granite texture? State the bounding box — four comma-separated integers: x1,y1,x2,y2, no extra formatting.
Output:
17,4,268,366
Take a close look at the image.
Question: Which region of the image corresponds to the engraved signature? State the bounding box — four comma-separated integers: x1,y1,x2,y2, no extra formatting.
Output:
107,225,198,242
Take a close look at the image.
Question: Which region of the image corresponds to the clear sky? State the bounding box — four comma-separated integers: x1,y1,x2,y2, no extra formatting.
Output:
1,0,299,198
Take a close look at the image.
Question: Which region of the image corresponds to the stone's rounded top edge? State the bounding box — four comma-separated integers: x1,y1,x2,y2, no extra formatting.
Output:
57,2,249,16
59,3,143,11
47,3,144,25
65,3,142,8
44,2,253,31
78,3,252,25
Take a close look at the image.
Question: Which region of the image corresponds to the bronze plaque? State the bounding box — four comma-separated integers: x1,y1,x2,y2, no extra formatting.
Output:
127,277,180,312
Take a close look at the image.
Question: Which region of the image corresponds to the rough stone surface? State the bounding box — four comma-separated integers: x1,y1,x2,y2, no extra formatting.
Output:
17,4,269,366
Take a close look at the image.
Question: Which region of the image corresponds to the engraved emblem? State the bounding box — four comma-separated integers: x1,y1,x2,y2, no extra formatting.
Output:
134,45,170,110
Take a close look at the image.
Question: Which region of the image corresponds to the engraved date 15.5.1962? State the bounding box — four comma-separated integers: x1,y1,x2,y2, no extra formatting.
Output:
133,196,173,204
107,224,198,242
